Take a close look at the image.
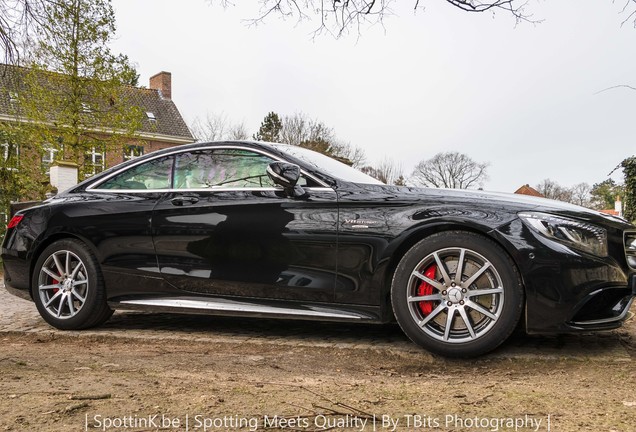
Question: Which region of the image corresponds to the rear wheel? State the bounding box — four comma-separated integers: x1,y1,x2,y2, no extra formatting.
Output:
391,231,523,357
32,239,113,330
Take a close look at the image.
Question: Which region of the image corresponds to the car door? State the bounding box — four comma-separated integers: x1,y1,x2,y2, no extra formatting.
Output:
151,146,339,302
85,154,174,278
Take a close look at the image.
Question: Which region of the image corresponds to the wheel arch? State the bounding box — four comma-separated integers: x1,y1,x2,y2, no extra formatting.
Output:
381,223,526,314
28,232,100,293
386,226,527,356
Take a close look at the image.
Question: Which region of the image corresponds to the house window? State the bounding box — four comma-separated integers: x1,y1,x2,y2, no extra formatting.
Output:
85,147,105,178
146,112,156,122
123,145,144,161
1,142,19,171
42,145,58,163
8,91,18,104
81,102,92,113
42,145,59,175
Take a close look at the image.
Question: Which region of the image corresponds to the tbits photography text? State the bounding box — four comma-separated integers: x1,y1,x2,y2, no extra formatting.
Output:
86,412,552,431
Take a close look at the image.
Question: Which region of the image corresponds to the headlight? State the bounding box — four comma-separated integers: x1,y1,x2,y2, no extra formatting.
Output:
519,212,608,257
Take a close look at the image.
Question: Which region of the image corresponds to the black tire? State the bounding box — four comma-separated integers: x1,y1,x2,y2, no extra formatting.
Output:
31,239,113,330
391,231,524,357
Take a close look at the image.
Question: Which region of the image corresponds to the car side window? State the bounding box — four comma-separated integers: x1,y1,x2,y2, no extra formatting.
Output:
96,156,173,190
174,149,278,189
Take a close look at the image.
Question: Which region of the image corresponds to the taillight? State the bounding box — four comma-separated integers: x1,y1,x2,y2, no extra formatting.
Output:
7,215,23,229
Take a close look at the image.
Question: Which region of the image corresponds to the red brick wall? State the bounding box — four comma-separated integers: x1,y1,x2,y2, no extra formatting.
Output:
149,72,172,100
144,140,178,154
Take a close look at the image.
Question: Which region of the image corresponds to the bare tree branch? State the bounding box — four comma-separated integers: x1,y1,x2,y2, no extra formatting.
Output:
190,112,249,142
207,0,544,38
410,151,488,189
228,122,250,140
595,84,636,94
619,0,636,26
535,178,573,202
331,142,367,167
0,0,50,65
570,182,592,207
361,158,404,184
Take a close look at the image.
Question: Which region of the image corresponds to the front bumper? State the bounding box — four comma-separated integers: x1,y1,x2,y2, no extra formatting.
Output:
495,219,636,334
568,284,634,330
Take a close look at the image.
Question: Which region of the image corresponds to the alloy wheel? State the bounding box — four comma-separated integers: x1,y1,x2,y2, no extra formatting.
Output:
37,250,89,319
406,247,504,343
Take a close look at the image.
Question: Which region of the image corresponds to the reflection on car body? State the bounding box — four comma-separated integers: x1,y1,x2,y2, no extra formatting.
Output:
2,141,635,357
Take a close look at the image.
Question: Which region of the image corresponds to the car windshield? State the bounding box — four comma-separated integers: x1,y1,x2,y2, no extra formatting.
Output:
269,144,384,185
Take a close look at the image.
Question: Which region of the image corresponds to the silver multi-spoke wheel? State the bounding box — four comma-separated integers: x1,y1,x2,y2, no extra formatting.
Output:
37,250,89,319
406,247,504,343
33,240,112,330
392,232,523,357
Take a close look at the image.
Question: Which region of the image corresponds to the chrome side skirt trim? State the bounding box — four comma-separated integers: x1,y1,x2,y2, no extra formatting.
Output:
115,297,371,320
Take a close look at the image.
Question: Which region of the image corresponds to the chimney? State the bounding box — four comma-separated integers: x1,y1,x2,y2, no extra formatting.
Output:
149,71,171,99
615,196,622,216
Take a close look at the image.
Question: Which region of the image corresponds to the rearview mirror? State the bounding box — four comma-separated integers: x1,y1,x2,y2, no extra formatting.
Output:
267,162,307,198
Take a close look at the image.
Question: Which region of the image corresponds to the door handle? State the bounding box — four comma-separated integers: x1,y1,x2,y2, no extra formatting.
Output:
170,196,199,206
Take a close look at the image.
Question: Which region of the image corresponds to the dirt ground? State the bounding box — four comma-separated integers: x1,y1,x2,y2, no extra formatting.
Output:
1,265,635,432
0,328,635,432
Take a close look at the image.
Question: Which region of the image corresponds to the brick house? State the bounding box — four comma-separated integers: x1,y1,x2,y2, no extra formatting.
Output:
513,184,544,198
0,64,194,180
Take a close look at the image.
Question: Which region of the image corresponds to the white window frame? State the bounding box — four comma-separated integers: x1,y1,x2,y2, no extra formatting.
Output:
84,146,105,178
123,145,144,161
1,142,19,172
41,145,59,175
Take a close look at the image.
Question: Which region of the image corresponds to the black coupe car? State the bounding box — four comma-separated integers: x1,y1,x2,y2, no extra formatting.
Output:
2,141,635,357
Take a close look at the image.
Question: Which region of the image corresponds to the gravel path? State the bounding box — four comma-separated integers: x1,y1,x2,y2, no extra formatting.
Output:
1,277,634,361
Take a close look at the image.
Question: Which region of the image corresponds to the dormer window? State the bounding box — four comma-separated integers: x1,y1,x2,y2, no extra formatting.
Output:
8,91,18,103
146,112,156,122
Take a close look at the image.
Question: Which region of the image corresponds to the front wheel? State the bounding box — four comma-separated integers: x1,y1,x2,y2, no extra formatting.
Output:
391,231,524,357
32,239,113,330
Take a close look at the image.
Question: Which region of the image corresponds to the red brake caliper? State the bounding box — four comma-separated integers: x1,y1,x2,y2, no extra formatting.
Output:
417,265,437,315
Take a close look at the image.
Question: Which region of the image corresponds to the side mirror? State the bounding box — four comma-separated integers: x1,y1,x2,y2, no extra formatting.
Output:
267,162,307,198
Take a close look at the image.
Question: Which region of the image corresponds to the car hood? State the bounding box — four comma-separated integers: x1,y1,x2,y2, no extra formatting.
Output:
346,184,632,230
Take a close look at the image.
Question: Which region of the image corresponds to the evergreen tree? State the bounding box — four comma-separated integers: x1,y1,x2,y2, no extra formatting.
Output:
590,179,624,211
253,112,282,142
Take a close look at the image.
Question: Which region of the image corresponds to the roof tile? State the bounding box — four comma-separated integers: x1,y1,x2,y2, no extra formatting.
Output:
0,63,193,141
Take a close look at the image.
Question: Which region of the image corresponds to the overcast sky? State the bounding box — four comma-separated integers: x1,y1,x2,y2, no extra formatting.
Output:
110,0,636,193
